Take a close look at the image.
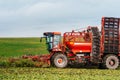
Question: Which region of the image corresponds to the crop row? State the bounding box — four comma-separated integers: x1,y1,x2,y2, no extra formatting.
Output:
1,67,120,80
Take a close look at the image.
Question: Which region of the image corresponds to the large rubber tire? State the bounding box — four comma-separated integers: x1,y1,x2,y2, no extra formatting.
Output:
103,54,119,69
51,53,68,68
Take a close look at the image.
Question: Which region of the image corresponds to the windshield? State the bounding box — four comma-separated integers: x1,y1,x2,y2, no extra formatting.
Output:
46,36,53,43
53,35,61,46
45,34,61,51
45,36,53,51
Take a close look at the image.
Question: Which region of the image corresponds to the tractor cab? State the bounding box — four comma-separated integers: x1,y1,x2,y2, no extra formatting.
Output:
43,32,61,51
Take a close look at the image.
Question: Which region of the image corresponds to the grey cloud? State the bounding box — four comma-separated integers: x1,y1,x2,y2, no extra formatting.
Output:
0,0,120,37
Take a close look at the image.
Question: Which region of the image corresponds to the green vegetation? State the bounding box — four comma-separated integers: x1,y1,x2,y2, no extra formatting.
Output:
0,38,48,57
0,68,120,80
0,38,50,68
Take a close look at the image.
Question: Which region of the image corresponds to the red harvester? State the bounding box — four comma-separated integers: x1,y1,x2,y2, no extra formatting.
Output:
23,17,120,69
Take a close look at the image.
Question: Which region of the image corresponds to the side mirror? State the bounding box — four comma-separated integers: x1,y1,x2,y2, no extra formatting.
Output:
40,37,42,42
40,37,45,42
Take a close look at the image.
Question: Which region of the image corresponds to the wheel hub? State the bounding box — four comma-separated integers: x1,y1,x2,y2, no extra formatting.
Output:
57,58,63,64
109,60,115,66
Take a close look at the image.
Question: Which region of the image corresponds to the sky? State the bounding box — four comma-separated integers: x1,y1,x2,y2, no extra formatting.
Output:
0,0,120,37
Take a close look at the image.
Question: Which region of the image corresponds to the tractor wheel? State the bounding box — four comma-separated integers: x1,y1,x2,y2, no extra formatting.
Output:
51,53,68,68
103,54,119,69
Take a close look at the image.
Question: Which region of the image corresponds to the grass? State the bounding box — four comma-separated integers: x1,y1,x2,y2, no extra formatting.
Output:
0,38,48,57
0,67,120,80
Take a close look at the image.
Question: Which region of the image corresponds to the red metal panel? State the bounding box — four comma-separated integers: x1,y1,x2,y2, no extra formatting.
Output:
63,31,92,54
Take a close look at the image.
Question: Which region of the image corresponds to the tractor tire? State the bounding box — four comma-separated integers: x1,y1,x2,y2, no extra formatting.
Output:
51,53,68,68
103,54,119,69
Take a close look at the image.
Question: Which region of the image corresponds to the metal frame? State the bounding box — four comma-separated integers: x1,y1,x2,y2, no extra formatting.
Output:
101,17,120,56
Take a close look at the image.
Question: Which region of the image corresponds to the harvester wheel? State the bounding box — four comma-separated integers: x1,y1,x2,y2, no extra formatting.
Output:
103,54,119,69
51,53,68,68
